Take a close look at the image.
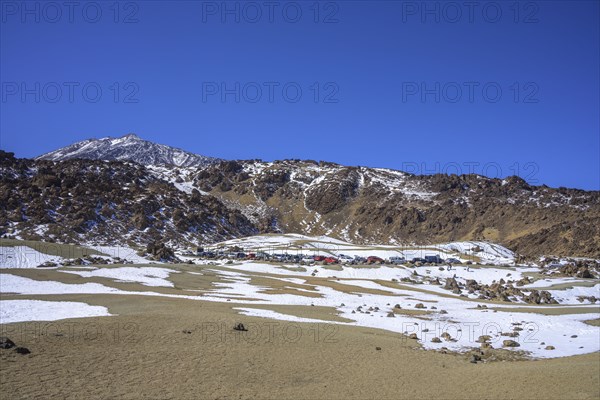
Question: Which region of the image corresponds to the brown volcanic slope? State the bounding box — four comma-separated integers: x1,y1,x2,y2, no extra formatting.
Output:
194,159,600,259
1,151,598,258
0,151,257,247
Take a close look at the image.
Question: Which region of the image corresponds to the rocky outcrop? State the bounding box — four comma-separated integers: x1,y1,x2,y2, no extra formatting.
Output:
145,242,176,262
442,277,558,304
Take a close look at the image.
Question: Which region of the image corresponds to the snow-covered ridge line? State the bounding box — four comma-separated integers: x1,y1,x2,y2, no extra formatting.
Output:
36,133,221,167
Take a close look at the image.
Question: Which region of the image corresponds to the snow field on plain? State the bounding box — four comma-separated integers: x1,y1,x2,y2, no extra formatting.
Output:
0,300,111,324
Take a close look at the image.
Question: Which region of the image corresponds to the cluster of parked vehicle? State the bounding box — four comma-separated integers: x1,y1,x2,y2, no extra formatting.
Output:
194,248,461,266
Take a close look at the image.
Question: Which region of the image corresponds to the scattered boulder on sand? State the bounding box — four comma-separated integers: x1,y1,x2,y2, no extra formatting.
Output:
470,354,482,364
477,335,491,343
523,289,558,305
37,261,58,268
516,277,531,286
375,347,382,351
444,277,460,291
394,304,401,309
408,333,419,340
387,312,395,318
414,303,425,309
558,263,597,279
545,345,555,350
444,278,460,294
441,332,452,341
15,347,30,355
0,337,16,349
576,296,597,303
465,279,480,292
233,323,248,332
431,337,442,343
503,340,520,347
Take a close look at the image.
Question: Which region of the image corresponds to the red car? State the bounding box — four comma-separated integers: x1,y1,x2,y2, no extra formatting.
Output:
324,257,338,264
366,256,384,264
314,255,327,262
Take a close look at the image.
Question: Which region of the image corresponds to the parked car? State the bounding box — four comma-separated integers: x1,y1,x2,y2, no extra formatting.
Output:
389,256,406,264
366,256,384,264
272,254,286,262
424,255,443,264
337,254,354,263
314,255,327,262
324,257,338,264
411,257,425,263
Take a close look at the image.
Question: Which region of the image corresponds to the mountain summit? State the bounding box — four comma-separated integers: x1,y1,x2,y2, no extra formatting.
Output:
36,133,221,167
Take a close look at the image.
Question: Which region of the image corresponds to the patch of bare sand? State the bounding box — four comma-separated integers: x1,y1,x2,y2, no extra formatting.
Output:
1,294,599,400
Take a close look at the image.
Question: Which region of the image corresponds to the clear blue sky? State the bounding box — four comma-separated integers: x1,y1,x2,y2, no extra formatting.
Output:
1,1,598,190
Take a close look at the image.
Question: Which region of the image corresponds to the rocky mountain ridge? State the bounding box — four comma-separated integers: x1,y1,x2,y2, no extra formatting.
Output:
36,133,221,167
192,159,600,258
2,135,599,258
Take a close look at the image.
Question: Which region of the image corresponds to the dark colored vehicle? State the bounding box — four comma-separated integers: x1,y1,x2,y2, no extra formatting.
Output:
424,255,443,264
411,257,425,263
366,256,384,264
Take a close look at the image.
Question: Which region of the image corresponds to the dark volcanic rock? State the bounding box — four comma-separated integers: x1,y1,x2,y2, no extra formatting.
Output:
0,337,15,349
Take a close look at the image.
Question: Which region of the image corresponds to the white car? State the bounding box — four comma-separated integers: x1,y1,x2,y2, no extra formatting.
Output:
337,254,354,263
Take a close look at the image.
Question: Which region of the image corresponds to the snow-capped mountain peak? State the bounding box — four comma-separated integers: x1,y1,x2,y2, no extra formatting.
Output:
36,133,221,167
